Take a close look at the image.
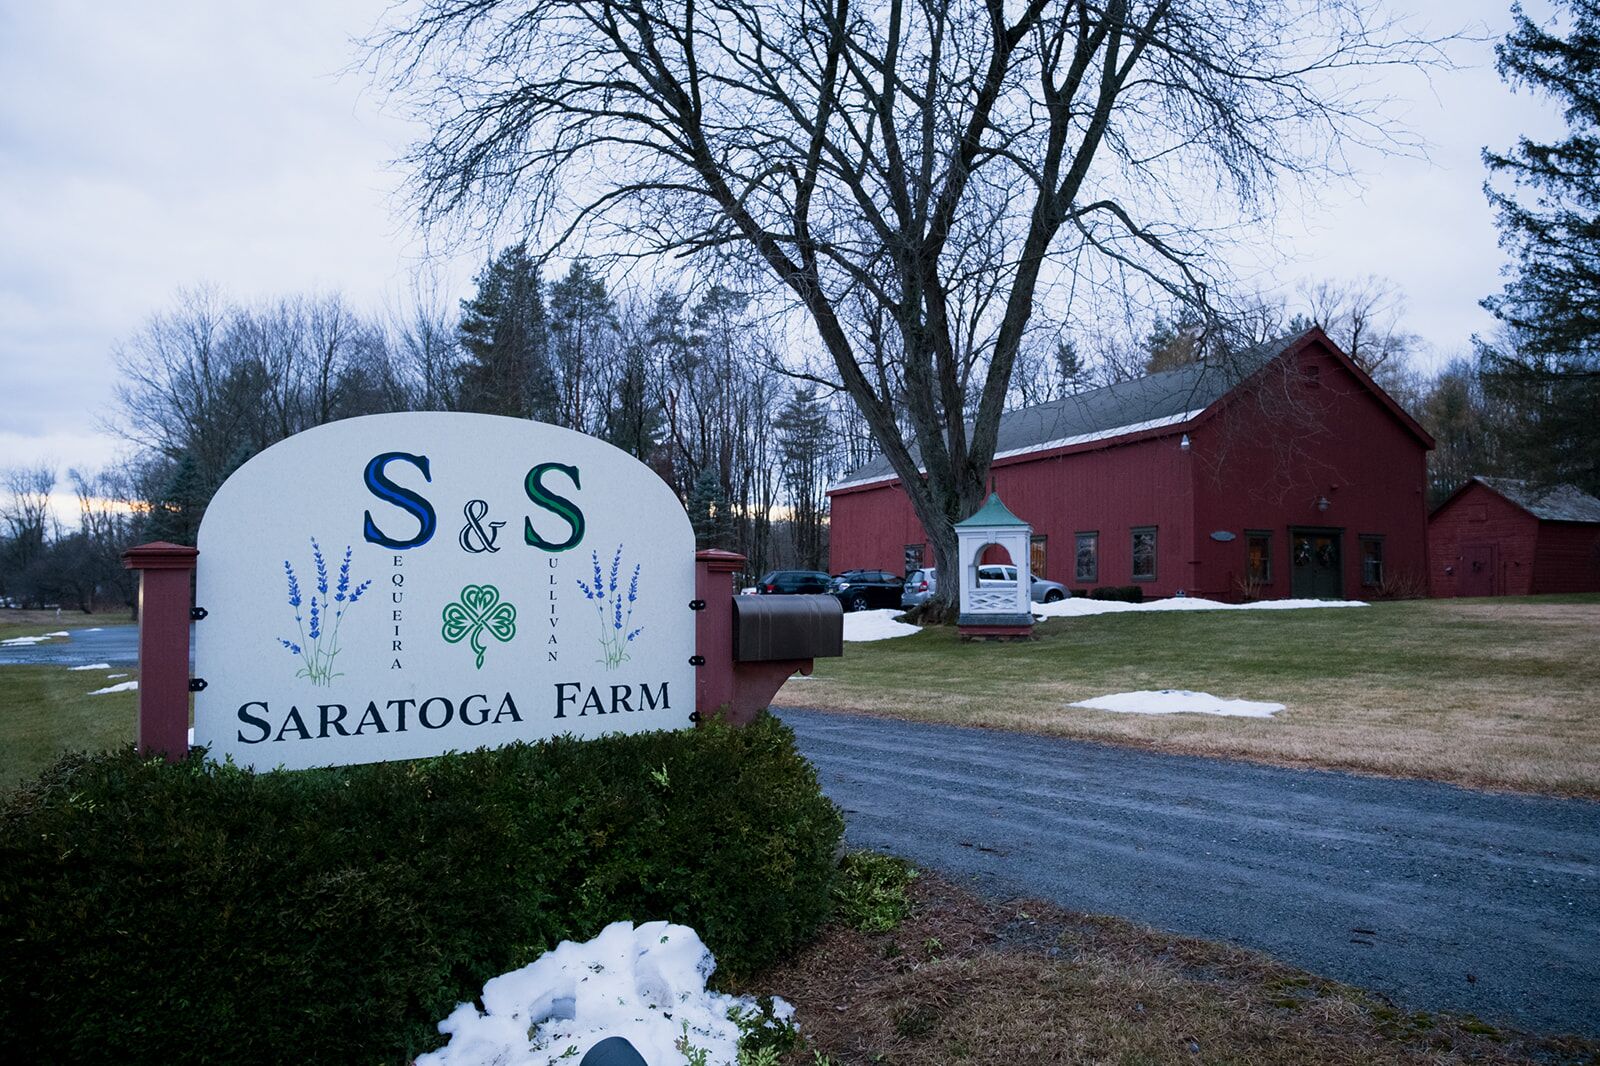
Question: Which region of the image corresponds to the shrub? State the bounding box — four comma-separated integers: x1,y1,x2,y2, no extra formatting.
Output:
0,715,842,1064
832,851,918,933
1088,585,1144,603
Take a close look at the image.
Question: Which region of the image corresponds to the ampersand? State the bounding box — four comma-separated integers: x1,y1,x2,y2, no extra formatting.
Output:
457,499,506,554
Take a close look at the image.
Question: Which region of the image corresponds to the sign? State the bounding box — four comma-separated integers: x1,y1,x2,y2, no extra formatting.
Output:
194,413,695,771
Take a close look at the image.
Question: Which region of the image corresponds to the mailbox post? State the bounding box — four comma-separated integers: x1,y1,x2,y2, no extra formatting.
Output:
694,550,843,725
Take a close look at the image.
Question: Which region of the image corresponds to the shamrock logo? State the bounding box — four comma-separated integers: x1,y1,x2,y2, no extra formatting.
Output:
441,583,517,669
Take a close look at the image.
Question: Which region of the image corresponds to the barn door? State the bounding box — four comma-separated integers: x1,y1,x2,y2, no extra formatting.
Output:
1290,529,1344,599
1460,544,1496,597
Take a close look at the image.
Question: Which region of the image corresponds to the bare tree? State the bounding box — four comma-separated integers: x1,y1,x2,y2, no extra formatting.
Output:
372,1,1446,606
1298,275,1421,382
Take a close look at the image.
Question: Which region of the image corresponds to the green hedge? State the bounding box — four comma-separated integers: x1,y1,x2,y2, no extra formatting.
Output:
1088,585,1145,603
0,715,842,1064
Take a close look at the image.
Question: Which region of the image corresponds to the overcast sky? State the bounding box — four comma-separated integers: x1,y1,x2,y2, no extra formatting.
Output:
0,0,1567,482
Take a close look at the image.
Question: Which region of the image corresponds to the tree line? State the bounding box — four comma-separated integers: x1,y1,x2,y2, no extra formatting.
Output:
0,258,881,610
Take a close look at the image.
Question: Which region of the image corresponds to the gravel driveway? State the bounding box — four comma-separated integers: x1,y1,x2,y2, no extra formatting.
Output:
777,707,1600,1038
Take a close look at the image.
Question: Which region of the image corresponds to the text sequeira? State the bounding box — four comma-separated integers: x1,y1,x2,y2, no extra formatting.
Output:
235,681,670,743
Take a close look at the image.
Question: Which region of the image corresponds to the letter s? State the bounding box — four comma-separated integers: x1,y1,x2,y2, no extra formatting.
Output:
237,701,271,744
524,462,585,552
363,452,436,549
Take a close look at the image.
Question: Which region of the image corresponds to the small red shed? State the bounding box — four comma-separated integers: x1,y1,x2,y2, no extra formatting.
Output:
1427,477,1600,597
828,329,1435,601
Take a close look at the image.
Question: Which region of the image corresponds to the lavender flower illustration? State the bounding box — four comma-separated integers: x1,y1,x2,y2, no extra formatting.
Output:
576,544,644,669
279,538,371,686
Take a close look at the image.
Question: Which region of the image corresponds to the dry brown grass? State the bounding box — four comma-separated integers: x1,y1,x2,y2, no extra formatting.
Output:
774,596,1600,796
743,872,1599,1066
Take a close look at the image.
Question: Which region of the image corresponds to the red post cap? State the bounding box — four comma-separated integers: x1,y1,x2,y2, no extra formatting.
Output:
122,542,199,571
695,549,747,573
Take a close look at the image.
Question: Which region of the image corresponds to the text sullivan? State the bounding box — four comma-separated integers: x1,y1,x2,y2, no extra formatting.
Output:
235,681,670,743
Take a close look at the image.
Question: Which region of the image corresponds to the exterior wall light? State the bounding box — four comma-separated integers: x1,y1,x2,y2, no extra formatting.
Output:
1179,434,1191,452
1316,495,1331,512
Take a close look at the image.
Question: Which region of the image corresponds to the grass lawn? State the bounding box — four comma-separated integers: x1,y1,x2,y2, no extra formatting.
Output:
744,868,1599,1065
773,595,1600,797
0,665,140,789
0,611,138,789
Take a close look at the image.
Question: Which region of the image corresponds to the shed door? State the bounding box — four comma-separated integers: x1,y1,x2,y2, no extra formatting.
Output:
1290,530,1343,599
1460,544,1496,597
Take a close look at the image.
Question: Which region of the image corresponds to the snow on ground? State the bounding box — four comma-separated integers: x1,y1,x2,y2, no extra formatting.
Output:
1034,596,1367,619
420,921,789,1066
843,608,920,642
0,630,70,646
107,672,128,679
1071,689,1284,718
68,663,112,671
88,680,138,695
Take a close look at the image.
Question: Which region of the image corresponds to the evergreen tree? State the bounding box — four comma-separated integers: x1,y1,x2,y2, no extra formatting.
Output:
547,260,617,432
139,453,207,546
1480,0,1600,494
456,245,556,419
774,387,833,570
1143,309,1206,373
686,466,732,549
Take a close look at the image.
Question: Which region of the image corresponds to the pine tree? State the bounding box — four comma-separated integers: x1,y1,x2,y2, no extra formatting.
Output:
547,260,617,432
774,387,832,570
1480,0,1600,494
139,453,207,546
686,466,732,549
456,245,557,419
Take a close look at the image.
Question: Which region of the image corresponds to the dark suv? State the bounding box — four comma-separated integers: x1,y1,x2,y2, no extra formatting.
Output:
829,569,904,612
757,570,833,595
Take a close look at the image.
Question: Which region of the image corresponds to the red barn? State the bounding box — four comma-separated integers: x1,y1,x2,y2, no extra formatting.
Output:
1427,477,1600,597
828,329,1434,601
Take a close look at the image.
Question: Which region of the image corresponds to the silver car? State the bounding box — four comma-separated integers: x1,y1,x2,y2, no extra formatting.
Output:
901,568,938,608
980,564,1069,604
902,565,1069,607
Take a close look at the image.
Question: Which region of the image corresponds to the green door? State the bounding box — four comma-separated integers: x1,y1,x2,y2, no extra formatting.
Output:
1290,529,1343,599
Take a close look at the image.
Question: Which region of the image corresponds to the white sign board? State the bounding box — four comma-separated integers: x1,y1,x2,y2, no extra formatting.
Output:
194,413,696,771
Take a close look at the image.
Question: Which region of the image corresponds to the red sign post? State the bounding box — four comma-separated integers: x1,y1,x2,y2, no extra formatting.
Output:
121,541,198,762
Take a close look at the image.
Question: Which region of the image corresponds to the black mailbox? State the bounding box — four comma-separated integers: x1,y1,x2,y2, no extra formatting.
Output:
732,595,844,662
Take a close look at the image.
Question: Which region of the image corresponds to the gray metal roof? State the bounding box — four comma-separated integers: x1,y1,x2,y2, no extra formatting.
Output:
833,333,1294,489
1476,477,1600,523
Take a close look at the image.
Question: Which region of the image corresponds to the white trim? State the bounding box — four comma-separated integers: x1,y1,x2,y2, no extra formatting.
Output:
828,408,1206,493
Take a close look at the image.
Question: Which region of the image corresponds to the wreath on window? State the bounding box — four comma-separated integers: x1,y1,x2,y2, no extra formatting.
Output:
1317,543,1337,569
1294,541,1311,567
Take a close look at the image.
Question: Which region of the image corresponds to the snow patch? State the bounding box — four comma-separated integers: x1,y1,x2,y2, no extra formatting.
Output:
1,634,59,646
45,630,69,637
1071,689,1284,718
107,673,128,679
88,681,139,695
843,608,920,642
420,920,789,1066
1035,596,1367,619
68,663,113,671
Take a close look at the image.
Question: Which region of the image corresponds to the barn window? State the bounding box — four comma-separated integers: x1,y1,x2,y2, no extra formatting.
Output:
903,543,924,575
1030,535,1048,580
1074,532,1099,583
1360,536,1385,587
1246,531,1272,584
1131,527,1157,582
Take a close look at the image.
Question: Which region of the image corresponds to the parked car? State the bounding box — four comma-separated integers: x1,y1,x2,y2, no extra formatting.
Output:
902,565,1068,607
979,564,1069,603
902,567,938,609
828,569,903,612
756,570,833,595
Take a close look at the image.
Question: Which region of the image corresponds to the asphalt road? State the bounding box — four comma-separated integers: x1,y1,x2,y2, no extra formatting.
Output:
0,625,146,666
777,707,1600,1038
